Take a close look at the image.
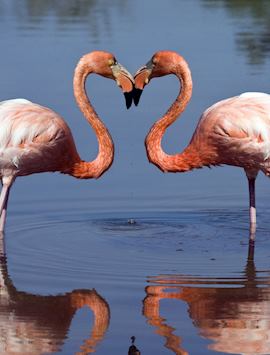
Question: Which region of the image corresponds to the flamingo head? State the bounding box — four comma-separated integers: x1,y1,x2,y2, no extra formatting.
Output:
82,51,134,109
133,50,185,106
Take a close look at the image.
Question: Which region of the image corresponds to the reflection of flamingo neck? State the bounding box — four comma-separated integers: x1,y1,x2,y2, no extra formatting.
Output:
143,286,188,355
71,289,110,353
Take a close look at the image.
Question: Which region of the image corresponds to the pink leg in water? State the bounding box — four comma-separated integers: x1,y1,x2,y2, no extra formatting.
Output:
0,187,10,232
0,177,14,232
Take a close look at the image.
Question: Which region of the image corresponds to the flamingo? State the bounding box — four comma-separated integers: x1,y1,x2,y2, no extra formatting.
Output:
134,50,270,239
0,51,134,232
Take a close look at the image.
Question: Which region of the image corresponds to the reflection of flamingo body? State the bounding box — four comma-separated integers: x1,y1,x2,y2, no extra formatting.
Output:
144,252,270,355
0,51,134,231
134,50,270,238
0,235,110,354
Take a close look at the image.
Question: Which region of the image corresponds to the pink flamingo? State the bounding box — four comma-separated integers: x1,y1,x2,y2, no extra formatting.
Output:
0,51,134,232
134,50,270,239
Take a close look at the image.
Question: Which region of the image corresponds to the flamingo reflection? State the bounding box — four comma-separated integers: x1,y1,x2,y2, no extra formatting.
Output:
0,235,110,354
143,245,270,354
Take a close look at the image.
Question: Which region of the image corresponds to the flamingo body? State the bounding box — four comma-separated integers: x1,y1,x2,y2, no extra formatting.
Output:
191,92,270,176
0,99,78,178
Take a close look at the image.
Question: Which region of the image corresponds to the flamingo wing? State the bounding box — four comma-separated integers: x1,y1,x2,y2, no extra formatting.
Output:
191,93,270,172
0,99,77,176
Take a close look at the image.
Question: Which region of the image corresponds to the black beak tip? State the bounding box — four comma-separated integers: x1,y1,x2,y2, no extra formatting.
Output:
133,88,143,106
124,91,133,109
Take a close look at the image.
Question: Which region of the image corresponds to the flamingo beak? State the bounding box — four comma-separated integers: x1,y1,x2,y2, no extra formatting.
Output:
112,63,134,109
133,60,153,106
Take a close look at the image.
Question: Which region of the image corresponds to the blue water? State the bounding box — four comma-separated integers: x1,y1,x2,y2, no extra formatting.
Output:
0,1,270,354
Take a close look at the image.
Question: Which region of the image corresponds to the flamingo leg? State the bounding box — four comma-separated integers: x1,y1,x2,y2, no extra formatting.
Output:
0,178,13,232
0,186,10,232
248,177,256,241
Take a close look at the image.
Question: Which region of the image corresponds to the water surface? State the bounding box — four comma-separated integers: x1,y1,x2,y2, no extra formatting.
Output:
1,1,270,354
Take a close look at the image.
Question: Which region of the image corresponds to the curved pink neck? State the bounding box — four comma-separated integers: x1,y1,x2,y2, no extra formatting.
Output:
70,59,114,179
145,60,201,172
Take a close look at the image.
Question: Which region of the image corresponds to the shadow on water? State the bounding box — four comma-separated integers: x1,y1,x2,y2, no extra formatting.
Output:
202,0,270,65
0,233,110,354
144,244,270,354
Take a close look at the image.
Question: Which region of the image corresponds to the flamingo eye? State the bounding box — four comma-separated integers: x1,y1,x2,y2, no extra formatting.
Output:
109,58,117,67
